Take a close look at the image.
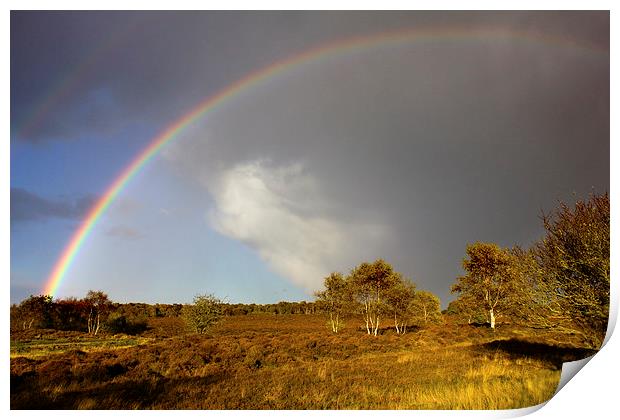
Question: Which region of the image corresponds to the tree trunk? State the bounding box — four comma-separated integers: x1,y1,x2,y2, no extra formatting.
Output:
489,308,495,329
87,309,93,334
364,301,371,334
94,313,100,335
368,311,375,335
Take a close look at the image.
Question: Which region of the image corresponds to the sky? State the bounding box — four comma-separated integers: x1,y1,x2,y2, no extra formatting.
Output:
10,11,609,306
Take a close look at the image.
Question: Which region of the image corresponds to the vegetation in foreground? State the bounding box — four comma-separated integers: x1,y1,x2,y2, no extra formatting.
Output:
11,313,592,410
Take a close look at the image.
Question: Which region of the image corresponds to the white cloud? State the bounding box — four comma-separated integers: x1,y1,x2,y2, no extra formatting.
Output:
206,160,387,292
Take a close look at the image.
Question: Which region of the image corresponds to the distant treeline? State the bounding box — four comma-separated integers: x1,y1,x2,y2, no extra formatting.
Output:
10,292,320,336
222,301,319,315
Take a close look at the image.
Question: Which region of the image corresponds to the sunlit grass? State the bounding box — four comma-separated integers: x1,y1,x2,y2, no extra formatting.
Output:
11,314,568,409
10,336,151,358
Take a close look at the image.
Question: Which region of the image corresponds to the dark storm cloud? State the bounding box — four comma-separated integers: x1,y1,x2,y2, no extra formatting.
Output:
11,11,608,143
11,187,96,222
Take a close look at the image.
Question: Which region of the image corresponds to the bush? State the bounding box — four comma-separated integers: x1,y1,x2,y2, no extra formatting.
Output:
183,294,224,334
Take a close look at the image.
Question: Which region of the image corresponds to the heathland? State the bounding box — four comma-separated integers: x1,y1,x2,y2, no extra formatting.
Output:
10,311,594,410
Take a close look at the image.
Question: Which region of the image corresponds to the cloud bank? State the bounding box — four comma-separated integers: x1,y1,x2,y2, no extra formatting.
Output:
207,161,388,292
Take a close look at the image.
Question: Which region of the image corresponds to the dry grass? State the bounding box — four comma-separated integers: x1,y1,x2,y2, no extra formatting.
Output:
11,313,587,409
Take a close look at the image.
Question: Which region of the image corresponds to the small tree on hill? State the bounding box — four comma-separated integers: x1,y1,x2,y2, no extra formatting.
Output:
315,272,351,333
350,259,399,336
451,242,516,329
384,277,416,334
410,290,442,327
184,294,224,334
83,290,112,335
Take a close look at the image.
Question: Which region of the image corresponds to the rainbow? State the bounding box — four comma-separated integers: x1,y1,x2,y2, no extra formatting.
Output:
41,26,607,297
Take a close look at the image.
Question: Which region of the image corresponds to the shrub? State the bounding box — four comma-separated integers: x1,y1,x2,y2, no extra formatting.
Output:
183,294,224,334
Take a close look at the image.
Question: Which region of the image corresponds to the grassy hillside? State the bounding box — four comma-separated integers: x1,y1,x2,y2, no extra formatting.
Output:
10,313,594,409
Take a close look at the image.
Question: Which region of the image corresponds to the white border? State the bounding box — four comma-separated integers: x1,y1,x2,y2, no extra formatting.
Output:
4,3,616,419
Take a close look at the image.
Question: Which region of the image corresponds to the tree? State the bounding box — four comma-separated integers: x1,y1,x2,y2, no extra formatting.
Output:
315,272,351,333
384,277,416,334
184,294,224,334
11,295,53,330
51,297,88,331
350,259,399,336
445,291,489,325
451,242,516,329
83,290,112,335
529,192,610,348
410,290,442,327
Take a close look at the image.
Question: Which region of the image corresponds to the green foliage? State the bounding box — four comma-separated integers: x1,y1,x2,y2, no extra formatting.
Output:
184,294,224,334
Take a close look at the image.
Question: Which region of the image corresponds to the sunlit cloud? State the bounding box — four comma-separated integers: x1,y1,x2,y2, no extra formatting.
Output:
207,160,388,292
